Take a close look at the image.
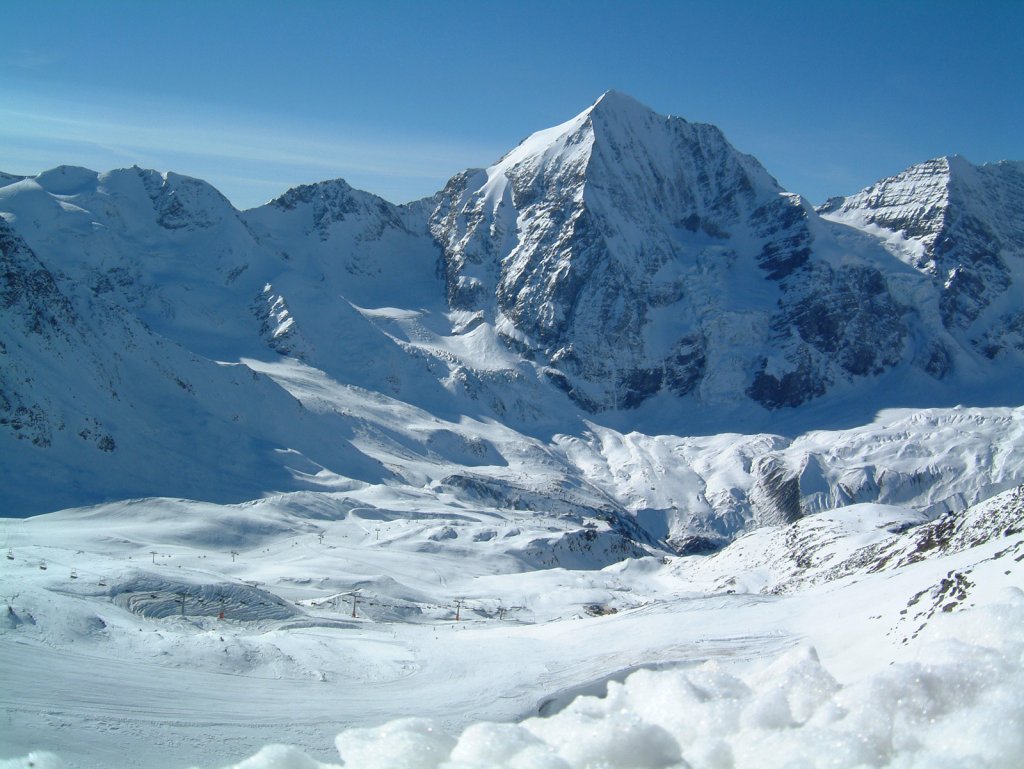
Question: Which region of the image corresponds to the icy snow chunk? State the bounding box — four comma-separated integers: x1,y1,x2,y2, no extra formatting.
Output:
203,745,338,769
524,708,685,768
616,666,747,746
744,645,840,725
335,718,456,769
445,722,553,766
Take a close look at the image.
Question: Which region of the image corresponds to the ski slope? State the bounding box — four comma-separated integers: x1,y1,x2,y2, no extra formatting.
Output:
3,483,1022,768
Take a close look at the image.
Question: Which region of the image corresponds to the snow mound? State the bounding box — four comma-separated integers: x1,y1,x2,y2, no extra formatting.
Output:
0,753,64,769
59,592,1014,769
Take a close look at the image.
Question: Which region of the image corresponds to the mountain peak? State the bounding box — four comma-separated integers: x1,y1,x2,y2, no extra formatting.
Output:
433,91,802,411
588,89,652,117
34,165,100,196
584,90,676,143
488,92,664,176
264,177,357,211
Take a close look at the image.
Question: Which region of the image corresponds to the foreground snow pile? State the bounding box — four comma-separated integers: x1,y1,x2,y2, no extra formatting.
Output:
11,593,1015,769
330,612,1024,769
224,591,1024,769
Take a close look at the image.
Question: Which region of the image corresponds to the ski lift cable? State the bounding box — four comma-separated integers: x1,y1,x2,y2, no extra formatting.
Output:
6,550,113,583
9,544,519,621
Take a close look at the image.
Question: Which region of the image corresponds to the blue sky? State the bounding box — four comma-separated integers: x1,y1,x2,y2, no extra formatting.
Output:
2,1,1021,209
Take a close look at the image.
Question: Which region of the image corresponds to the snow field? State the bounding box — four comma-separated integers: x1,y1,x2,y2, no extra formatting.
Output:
4,485,1021,768
115,591,1018,769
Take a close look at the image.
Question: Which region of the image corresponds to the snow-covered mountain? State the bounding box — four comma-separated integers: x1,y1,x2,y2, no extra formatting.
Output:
820,156,1024,358
0,214,393,515
2,92,1023,522
430,93,1023,417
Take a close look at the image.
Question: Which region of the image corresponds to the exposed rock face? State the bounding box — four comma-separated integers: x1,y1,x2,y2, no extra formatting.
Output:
0,217,77,344
431,92,779,409
0,219,83,448
142,170,237,231
252,282,311,359
750,455,803,527
748,260,908,408
820,156,1024,356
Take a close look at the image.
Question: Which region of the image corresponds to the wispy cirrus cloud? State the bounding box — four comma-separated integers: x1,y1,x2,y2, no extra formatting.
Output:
0,86,501,207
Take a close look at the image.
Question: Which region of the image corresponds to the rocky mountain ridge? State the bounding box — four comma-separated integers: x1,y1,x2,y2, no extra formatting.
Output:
820,155,1024,359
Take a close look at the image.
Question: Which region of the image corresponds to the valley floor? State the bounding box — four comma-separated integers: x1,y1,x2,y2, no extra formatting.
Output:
2,487,1022,768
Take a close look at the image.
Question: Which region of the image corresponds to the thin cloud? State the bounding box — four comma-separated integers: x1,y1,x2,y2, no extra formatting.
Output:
0,88,502,206
3,49,65,70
